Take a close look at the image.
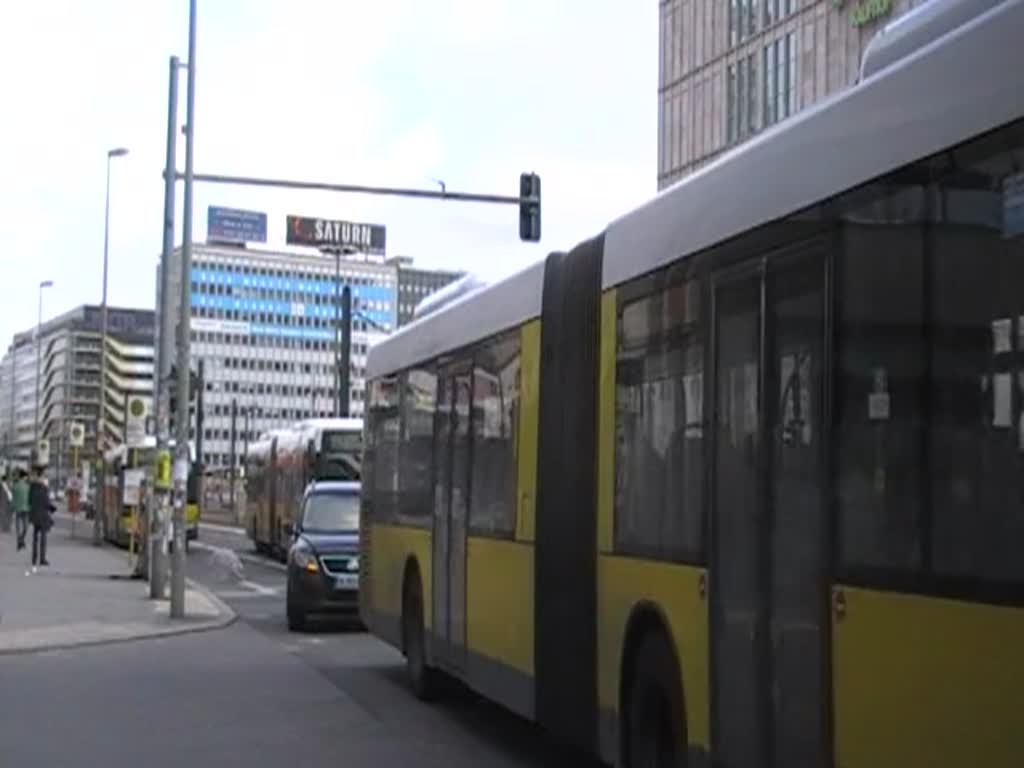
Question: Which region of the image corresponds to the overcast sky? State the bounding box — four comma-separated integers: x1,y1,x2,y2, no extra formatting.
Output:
0,1,656,347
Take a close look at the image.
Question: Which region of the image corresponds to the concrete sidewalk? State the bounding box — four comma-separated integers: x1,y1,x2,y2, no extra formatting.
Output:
0,524,235,655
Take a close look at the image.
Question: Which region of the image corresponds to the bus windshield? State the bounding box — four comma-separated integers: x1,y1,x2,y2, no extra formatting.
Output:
318,430,362,481
301,492,360,533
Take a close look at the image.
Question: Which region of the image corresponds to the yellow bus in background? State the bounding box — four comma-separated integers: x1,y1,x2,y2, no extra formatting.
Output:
360,2,1024,765
102,439,199,547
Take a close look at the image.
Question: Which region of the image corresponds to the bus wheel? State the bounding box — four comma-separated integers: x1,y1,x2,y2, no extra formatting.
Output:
402,574,436,700
625,631,686,768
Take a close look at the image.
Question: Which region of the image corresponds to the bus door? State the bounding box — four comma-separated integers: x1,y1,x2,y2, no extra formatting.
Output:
710,246,829,768
432,365,471,671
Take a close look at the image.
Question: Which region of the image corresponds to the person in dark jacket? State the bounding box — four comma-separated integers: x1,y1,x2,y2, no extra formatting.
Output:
28,466,55,568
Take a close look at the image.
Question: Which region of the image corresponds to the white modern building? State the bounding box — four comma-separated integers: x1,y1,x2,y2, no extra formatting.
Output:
159,242,398,470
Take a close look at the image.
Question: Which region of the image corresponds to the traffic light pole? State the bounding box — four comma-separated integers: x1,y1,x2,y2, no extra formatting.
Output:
171,0,197,620
340,286,351,418
169,171,536,208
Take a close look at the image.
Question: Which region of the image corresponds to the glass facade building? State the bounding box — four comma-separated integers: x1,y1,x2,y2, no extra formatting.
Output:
658,0,926,188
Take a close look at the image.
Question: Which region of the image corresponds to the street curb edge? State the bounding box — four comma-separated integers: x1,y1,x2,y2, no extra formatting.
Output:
0,581,238,658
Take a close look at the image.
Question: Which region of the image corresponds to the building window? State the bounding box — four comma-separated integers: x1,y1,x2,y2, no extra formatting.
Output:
727,53,759,145
764,0,793,26
764,32,797,128
730,0,758,47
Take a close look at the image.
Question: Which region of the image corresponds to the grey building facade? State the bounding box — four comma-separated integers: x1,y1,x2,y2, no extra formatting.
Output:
658,0,926,188
389,255,464,327
0,305,155,480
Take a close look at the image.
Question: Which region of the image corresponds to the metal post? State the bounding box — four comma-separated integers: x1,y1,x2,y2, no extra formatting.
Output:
171,0,197,619
152,54,180,600
340,286,351,418
195,358,204,535
96,156,111,545
33,282,50,457
8,341,15,463
333,249,341,417
228,397,237,512
95,147,128,545
242,408,249,463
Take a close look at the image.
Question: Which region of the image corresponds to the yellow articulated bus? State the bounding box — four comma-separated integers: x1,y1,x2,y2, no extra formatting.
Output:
360,2,1024,766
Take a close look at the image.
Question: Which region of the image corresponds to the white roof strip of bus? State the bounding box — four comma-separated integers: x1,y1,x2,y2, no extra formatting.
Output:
366,258,546,380
602,0,1024,291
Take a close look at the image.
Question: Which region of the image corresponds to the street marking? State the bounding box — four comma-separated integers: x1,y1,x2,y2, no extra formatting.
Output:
214,579,282,600
200,522,247,537
239,579,279,596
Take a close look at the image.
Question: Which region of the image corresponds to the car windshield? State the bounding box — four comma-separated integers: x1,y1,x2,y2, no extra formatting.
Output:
301,491,360,533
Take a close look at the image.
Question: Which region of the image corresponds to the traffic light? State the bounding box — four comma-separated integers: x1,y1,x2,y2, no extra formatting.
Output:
519,172,541,242
167,364,200,423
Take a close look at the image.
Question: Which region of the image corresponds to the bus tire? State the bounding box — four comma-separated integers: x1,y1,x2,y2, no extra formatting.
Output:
624,630,687,768
402,570,436,701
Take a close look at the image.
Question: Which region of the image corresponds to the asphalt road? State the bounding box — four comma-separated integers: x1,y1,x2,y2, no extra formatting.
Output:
0,520,600,767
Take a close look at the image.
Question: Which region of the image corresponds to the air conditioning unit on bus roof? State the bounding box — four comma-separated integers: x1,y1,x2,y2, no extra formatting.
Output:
859,0,1006,81
412,274,488,322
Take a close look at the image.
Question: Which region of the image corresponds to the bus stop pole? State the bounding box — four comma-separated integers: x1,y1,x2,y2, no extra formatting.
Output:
151,53,180,600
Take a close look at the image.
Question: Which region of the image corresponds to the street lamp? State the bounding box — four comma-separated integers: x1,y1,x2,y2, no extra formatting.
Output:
96,146,129,545
33,279,54,459
97,146,129,454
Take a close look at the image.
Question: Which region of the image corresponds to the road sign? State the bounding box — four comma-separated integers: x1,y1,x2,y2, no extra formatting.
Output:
285,215,386,255
123,468,145,506
207,206,267,244
34,439,50,467
68,421,85,448
126,396,149,448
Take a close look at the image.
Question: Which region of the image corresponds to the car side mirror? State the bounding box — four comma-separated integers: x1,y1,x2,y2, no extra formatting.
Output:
284,522,295,537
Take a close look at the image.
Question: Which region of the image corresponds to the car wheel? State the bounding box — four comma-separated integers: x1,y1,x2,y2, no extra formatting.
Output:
286,584,307,632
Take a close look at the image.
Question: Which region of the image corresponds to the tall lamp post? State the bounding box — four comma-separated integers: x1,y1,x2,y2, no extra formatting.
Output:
95,146,129,546
32,279,54,462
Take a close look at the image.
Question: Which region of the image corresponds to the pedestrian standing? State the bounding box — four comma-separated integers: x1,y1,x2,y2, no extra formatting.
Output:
28,466,55,568
12,469,30,550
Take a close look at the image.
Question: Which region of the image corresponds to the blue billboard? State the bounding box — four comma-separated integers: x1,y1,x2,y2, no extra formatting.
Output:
207,206,268,244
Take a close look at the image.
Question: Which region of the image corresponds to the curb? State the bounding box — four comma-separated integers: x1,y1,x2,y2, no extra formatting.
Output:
0,578,238,658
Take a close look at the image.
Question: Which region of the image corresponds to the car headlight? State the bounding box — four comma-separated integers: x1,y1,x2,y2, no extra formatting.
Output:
292,544,319,573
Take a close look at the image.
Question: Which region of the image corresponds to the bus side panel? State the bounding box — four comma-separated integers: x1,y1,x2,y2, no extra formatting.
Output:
367,522,432,649
833,587,1024,768
597,557,710,759
465,536,535,719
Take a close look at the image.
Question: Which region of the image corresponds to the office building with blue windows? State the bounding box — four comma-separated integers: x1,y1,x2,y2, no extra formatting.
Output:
157,242,396,469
